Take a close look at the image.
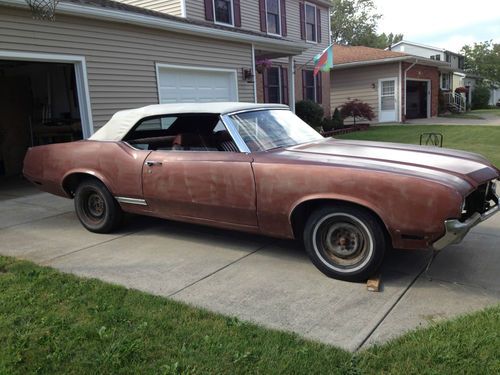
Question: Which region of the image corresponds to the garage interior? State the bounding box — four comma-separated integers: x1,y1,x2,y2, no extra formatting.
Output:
406,80,429,119
0,60,82,179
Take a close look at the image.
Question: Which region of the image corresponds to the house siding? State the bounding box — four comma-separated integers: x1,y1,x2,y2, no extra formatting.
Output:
330,63,400,123
0,7,254,128
113,0,183,16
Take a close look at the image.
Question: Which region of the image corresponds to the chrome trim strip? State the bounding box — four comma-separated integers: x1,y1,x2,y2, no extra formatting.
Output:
115,197,148,206
220,114,251,153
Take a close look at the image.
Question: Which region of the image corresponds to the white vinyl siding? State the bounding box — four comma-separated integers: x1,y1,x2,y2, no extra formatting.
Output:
113,0,183,16
0,7,254,129
330,63,400,123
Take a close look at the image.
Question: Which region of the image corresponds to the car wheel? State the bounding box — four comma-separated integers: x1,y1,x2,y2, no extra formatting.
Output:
74,178,123,233
303,205,386,281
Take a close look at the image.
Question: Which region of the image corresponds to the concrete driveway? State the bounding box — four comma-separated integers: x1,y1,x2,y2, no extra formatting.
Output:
1,183,499,352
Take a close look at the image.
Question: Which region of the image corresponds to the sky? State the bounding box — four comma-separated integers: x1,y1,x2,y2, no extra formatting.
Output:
373,0,500,52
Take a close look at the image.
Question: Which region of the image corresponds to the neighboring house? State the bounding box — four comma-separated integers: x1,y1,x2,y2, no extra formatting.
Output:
390,40,466,92
0,0,330,177
330,45,449,123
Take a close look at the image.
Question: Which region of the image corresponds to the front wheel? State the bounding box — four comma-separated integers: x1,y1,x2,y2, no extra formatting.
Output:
74,179,123,233
303,205,386,281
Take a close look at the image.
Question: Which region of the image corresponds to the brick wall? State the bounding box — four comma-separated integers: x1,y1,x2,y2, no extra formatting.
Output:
403,63,440,119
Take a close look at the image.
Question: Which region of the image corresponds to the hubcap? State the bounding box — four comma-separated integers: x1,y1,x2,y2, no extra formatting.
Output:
86,193,105,218
325,223,364,258
313,214,373,270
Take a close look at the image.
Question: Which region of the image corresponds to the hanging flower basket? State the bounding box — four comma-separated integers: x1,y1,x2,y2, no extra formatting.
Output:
255,59,272,73
455,86,468,94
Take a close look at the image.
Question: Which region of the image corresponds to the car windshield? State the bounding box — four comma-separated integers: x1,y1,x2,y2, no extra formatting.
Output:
228,109,323,152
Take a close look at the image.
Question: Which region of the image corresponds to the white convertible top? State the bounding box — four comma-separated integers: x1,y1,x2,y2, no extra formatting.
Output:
90,102,289,141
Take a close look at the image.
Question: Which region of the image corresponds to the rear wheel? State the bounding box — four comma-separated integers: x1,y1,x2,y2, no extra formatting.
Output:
74,179,123,233
303,205,386,281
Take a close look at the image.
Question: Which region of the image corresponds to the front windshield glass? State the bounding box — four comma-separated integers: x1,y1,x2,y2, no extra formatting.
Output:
228,109,323,152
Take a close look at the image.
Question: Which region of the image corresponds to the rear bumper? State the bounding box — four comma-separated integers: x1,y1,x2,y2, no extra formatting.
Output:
432,188,499,250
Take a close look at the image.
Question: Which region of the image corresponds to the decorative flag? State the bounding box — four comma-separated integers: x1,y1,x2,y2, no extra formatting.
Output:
313,44,334,76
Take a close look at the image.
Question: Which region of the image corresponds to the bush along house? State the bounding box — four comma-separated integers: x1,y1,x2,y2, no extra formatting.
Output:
330,45,450,124
0,0,331,179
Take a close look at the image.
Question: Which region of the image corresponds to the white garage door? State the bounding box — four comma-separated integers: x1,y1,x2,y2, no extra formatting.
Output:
157,65,238,103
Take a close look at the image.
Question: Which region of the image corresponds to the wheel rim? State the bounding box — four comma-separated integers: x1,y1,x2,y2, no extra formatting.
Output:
82,190,106,223
312,213,373,272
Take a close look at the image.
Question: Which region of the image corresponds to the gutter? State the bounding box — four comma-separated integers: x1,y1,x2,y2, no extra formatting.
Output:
0,0,308,55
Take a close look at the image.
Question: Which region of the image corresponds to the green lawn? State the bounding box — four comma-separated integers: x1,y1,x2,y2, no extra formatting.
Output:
1,256,499,374
471,108,500,116
337,125,500,167
439,113,485,119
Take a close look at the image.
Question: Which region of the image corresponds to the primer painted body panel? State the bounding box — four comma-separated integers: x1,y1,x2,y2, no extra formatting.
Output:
142,151,258,228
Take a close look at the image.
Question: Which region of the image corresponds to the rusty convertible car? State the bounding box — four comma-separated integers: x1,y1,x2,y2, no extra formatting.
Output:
23,103,499,281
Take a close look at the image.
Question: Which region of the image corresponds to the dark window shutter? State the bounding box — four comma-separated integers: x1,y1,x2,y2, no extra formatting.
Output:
302,69,307,99
316,73,322,104
299,2,305,40
204,0,214,21
280,0,287,36
281,67,289,105
234,0,241,27
259,0,267,32
263,68,269,103
316,8,321,43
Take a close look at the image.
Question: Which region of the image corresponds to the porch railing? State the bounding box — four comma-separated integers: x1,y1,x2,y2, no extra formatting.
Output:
443,92,466,113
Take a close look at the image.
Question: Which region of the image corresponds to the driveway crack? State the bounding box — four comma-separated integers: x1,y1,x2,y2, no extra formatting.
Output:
167,242,274,298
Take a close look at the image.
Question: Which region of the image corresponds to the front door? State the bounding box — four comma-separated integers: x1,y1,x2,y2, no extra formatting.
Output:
379,78,398,122
142,151,258,229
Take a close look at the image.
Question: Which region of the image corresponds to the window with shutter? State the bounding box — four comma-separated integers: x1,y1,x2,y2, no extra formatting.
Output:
302,70,321,103
266,0,281,36
213,0,234,26
304,2,317,42
263,67,289,104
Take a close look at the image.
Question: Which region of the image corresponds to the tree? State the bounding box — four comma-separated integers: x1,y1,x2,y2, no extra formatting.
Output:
471,84,491,110
295,100,324,130
461,41,500,83
330,0,403,49
340,99,375,125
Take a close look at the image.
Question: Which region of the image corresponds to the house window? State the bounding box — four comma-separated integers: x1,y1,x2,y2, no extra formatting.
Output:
264,66,288,104
305,3,317,42
458,56,465,70
266,67,281,103
302,70,322,103
213,0,233,25
445,53,451,63
266,0,281,35
441,73,451,90
430,54,441,61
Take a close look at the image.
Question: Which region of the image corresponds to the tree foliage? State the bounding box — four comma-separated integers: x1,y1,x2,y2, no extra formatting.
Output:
330,0,403,49
471,85,491,110
295,100,324,129
340,99,375,125
461,41,500,84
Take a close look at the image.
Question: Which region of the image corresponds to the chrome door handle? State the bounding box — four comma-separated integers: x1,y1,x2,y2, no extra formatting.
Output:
145,161,163,167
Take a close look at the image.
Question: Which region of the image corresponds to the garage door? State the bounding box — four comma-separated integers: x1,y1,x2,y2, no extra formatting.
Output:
157,65,238,103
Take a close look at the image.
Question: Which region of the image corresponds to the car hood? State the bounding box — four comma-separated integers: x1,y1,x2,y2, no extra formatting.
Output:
276,138,500,194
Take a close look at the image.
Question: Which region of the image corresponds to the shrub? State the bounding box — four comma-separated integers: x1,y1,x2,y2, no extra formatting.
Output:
331,107,344,129
295,100,324,129
471,85,491,109
339,99,375,125
320,118,334,132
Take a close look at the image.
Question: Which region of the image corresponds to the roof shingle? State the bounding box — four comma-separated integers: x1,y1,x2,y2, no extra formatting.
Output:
333,45,408,65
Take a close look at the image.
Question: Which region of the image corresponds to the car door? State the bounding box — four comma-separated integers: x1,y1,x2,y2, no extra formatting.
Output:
141,125,257,229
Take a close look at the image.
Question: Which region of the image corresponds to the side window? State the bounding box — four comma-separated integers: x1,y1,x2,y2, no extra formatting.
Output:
135,116,177,131
124,114,240,153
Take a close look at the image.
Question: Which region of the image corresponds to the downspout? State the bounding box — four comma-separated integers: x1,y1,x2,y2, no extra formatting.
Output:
289,56,296,112
251,44,257,103
403,58,418,121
